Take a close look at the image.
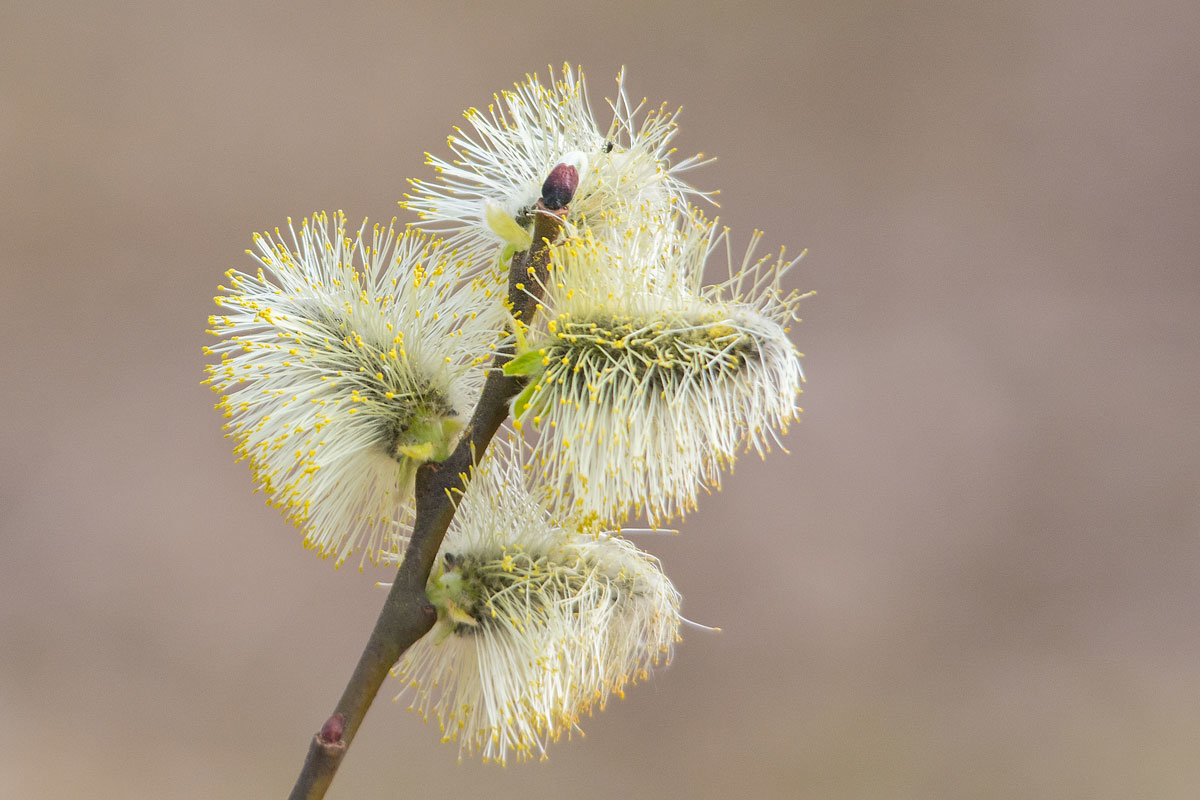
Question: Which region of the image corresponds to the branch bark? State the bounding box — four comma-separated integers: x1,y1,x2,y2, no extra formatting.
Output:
287,204,565,800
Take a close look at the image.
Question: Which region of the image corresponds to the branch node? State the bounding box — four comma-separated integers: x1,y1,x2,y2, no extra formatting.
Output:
319,713,346,745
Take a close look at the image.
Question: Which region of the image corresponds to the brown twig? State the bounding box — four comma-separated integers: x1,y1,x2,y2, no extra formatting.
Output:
287,202,567,800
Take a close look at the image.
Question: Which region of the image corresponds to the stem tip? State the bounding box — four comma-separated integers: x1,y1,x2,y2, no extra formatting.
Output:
541,163,579,210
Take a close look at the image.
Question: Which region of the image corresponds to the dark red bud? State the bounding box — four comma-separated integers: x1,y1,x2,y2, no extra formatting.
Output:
319,713,346,744
541,163,579,210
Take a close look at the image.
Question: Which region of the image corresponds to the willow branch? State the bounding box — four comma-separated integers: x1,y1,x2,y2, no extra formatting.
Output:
287,201,566,800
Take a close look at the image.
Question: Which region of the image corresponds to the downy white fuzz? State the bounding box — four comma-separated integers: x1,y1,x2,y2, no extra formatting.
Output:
402,65,710,268
205,211,496,567
506,211,810,528
391,441,681,764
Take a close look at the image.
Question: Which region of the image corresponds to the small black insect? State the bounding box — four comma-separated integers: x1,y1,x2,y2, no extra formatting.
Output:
513,203,536,228
602,141,614,154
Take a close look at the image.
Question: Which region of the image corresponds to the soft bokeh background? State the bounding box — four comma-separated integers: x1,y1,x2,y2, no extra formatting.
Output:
3,1,1198,797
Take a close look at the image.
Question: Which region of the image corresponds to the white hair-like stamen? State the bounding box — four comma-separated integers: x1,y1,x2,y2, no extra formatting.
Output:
205,211,499,568
390,439,682,764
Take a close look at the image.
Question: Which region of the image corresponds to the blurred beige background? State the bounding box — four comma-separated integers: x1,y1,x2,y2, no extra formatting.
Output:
2,1,1198,797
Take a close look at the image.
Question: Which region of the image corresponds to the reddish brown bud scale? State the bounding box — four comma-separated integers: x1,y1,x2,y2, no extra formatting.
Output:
541,163,579,210
319,713,346,744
